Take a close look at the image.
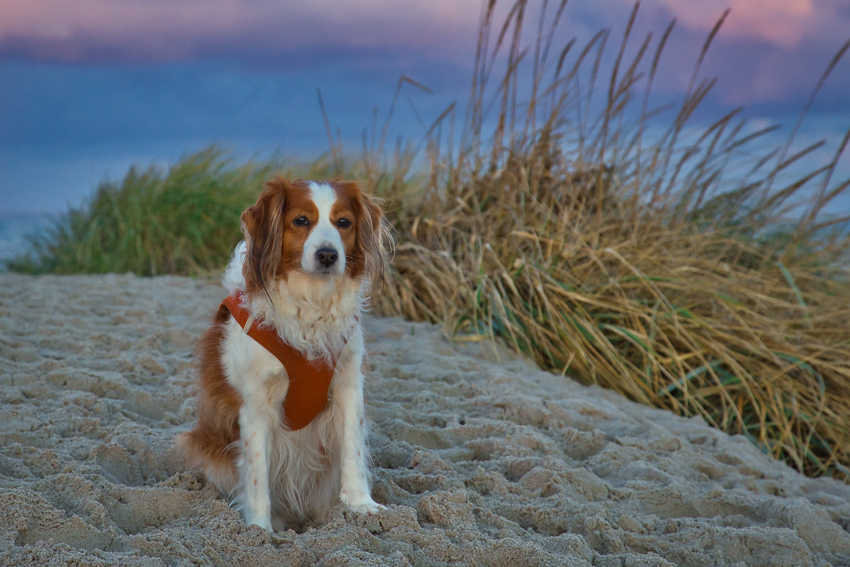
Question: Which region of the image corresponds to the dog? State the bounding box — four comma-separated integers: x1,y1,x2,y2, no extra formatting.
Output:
177,177,393,530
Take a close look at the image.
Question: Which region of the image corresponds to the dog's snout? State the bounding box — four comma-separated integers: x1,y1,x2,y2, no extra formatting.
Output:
316,247,339,267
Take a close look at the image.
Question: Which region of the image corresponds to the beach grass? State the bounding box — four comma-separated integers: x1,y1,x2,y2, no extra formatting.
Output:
8,0,850,480
6,149,267,276
5,151,347,276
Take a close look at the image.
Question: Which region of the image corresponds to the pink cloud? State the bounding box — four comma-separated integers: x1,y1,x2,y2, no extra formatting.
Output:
579,0,850,107
0,0,483,64
649,0,850,50
654,0,814,47
1,0,847,112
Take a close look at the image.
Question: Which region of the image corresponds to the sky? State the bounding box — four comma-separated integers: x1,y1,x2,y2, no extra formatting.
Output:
0,0,848,214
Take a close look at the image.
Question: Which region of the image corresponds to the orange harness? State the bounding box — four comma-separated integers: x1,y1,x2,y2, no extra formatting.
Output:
221,292,343,431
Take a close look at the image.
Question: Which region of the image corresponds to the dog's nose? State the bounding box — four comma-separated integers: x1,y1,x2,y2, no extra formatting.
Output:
316,247,339,267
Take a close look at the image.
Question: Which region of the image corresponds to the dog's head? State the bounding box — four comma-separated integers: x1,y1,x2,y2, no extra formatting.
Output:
240,178,392,294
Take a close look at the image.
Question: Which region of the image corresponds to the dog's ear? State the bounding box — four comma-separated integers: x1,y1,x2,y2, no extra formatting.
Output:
356,190,395,290
241,178,289,294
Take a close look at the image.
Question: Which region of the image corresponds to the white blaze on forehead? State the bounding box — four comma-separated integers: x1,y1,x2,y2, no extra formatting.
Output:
307,182,337,222
303,182,345,275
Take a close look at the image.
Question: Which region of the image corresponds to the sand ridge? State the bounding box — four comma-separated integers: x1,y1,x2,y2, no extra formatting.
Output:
0,273,849,566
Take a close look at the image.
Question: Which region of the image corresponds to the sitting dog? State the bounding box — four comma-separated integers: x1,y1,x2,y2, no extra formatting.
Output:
177,177,393,530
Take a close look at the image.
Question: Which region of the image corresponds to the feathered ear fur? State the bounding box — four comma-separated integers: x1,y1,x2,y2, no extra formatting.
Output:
355,190,395,290
241,178,289,295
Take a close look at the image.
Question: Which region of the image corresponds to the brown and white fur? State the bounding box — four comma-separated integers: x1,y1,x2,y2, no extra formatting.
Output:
177,177,393,530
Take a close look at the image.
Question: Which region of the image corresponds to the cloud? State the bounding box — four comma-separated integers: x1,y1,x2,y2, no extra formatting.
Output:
659,0,850,109
0,0,483,65
652,0,815,47
634,0,847,49
559,0,850,110
2,0,847,112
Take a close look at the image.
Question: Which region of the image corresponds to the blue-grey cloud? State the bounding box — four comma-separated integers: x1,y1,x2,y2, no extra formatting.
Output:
0,0,481,65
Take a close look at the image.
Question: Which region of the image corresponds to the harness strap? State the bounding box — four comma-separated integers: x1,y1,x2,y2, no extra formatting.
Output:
221,292,339,431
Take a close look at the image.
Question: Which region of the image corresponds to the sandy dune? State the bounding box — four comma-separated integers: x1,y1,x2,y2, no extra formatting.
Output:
1,273,849,566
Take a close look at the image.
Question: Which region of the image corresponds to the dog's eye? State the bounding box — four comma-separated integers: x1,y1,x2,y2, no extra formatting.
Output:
293,216,309,227
336,218,352,229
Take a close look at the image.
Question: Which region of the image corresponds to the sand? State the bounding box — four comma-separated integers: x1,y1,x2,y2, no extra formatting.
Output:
0,272,849,567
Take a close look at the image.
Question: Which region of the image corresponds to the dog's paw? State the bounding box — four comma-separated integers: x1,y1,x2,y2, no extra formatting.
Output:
340,491,386,515
244,515,274,532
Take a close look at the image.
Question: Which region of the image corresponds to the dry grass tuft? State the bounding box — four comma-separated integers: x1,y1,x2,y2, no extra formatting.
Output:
365,1,850,479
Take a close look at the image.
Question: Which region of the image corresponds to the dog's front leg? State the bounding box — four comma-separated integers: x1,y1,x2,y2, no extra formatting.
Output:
237,406,273,530
335,338,385,514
